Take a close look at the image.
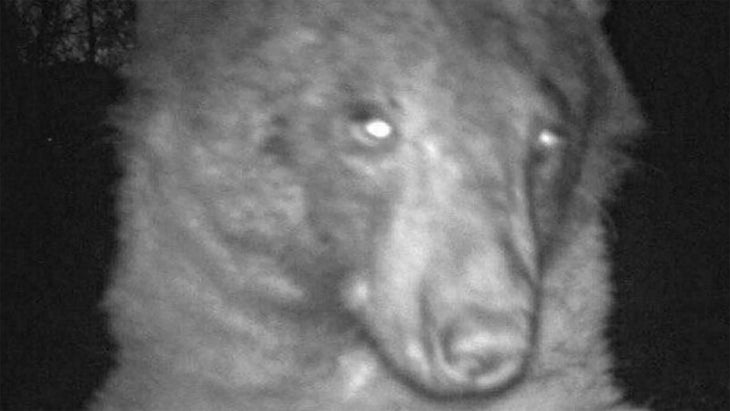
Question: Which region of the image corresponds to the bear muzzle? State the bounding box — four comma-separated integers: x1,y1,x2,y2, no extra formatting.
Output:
420,306,531,394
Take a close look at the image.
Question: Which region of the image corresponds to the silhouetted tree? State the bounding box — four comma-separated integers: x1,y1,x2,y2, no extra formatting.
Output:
4,0,134,68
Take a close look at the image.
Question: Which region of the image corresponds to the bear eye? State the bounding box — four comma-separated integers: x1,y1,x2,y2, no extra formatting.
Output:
537,129,562,151
355,117,394,145
530,128,567,182
347,103,399,149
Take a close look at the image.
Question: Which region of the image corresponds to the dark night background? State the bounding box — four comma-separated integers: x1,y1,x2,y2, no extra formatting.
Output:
1,1,728,410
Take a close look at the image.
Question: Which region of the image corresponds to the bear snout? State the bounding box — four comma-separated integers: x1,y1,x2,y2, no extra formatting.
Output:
425,307,530,393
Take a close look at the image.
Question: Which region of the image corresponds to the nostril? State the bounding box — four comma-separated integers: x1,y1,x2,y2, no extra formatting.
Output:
434,312,527,390
442,326,505,380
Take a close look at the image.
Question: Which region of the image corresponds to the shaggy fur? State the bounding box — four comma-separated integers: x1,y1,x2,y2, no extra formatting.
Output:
91,0,646,410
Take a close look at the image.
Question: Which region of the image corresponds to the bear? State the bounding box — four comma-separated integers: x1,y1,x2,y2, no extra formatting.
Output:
90,0,647,410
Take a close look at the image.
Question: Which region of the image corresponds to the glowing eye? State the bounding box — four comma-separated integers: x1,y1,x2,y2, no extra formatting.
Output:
531,128,567,179
347,102,398,149
537,129,562,149
351,117,394,147
362,118,393,141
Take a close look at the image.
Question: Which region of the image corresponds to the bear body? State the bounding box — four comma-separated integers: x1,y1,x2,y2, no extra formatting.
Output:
92,0,646,410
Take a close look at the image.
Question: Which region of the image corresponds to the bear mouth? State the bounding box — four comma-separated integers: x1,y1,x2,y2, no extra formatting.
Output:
344,273,533,397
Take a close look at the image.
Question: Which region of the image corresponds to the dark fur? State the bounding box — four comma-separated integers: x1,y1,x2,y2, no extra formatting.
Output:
91,1,646,410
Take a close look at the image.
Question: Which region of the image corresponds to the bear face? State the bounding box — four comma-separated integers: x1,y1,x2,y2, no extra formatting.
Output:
93,1,644,410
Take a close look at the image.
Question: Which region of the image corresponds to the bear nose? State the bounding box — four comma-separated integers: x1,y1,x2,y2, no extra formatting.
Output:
432,311,528,390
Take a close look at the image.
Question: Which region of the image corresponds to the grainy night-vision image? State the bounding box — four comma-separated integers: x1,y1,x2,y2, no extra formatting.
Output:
2,1,727,411
90,1,647,409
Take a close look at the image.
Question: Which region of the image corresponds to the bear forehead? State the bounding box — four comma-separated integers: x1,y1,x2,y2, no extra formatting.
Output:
146,0,591,85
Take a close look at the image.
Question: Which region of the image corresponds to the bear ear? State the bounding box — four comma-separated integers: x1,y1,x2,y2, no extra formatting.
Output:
571,0,608,20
